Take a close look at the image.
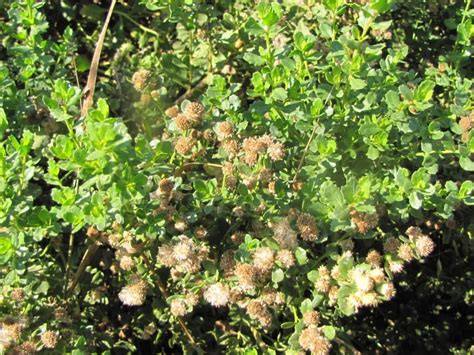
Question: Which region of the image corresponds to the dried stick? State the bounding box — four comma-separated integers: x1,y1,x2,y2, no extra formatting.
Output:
67,0,117,297
81,0,118,117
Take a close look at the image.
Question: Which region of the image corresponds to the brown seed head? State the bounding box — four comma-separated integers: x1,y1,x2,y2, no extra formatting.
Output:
185,102,205,121
132,69,151,92
175,137,195,155
165,105,180,118
41,331,58,349
299,327,331,355
215,121,234,138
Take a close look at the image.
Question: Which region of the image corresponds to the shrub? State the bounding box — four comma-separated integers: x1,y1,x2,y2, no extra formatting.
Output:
0,0,472,353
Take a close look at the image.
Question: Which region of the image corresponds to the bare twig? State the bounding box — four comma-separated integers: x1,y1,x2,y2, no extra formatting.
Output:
173,76,208,106
63,233,75,298
334,336,361,354
81,0,118,117
66,241,100,297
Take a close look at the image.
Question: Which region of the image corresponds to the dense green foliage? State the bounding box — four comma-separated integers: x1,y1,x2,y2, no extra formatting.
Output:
0,0,473,353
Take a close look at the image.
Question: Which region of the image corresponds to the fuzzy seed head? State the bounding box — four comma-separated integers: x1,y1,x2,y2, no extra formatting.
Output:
86,226,100,238
353,271,374,292
389,261,404,274
215,121,234,138
41,331,58,349
158,178,174,195
194,226,208,239
118,275,148,306
220,250,236,277
165,105,180,118
230,231,245,245
174,220,188,232
185,102,205,120
246,300,272,327
366,250,382,267
175,113,194,130
175,137,195,155
271,219,298,250
203,283,230,307
384,237,401,253
406,226,423,241
234,263,257,291
350,210,379,234
303,311,320,326
252,247,275,273
296,213,319,241
10,288,25,302
369,267,385,283
170,299,188,317
267,142,285,161
260,289,284,305
398,243,414,262
415,235,435,257
276,249,295,268
13,341,36,354
220,139,240,157
119,256,135,271
157,245,175,267
0,321,23,348
132,69,151,92
360,291,379,307
380,282,396,299
298,327,331,355
315,278,331,293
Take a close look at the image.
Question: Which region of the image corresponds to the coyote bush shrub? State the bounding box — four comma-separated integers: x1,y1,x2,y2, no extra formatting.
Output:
0,0,473,353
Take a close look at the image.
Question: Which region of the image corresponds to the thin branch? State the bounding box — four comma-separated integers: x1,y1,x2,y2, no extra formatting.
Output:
68,0,117,297
71,57,83,109
115,10,160,38
63,233,75,298
66,241,100,297
334,336,361,354
173,76,208,106
141,255,199,347
292,86,334,184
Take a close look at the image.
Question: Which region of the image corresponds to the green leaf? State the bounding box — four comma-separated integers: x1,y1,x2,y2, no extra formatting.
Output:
415,80,435,102
272,88,288,102
409,191,423,209
311,98,324,116
97,98,109,118
367,145,380,160
322,326,336,340
323,0,343,11
300,298,313,313
243,52,265,66
272,268,285,283
0,108,7,138
459,156,474,171
256,2,282,27
295,247,308,265
51,135,75,159
359,123,380,136
307,270,318,282
385,90,400,110
0,235,13,264
371,0,393,13
349,77,367,90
